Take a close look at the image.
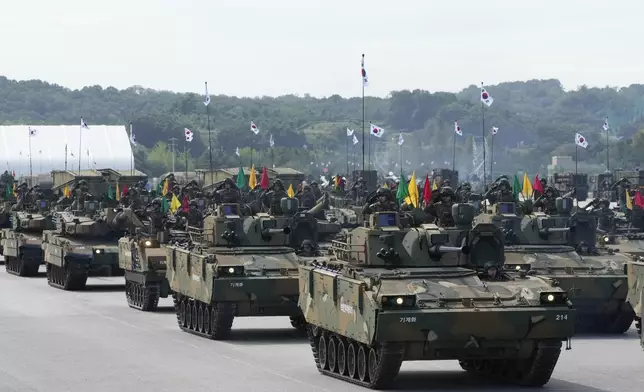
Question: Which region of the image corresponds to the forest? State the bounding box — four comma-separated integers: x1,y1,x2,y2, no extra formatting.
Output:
1,75,644,178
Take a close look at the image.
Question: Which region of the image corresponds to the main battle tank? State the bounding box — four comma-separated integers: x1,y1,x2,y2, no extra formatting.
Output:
118,208,189,311
2,199,54,276
42,200,127,290
300,204,574,389
627,259,644,349
166,203,304,340
476,198,633,333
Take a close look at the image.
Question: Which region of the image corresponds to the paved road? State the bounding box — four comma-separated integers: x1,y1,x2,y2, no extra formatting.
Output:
0,266,642,392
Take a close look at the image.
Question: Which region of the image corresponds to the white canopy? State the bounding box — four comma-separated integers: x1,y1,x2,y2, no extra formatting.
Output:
0,125,134,177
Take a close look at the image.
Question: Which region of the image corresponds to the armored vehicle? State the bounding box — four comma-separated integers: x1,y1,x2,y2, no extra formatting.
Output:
476,198,633,333
119,210,189,311
42,169,147,290
3,199,53,276
300,205,575,389
626,259,644,349
273,195,342,249
166,202,305,340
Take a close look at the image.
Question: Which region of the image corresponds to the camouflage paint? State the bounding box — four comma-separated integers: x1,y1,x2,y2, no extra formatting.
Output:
627,259,644,349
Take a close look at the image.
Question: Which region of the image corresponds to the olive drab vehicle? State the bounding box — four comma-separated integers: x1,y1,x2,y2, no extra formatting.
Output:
626,259,644,349
166,202,306,340
273,195,342,249
42,170,146,290
476,197,633,333
300,204,574,389
3,199,54,276
118,211,189,311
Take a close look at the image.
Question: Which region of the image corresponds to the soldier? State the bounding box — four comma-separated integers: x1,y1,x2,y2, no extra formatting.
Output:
595,199,615,234
69,180,94,211
11,182,31,211
351,177,368,202
146,197,167,232
310,181,322,200
362,187,398,215
533,178,548,199
267,179,288,215
215,178,241,204
456,182,473,203
534,187,558,215
298,184,316,209
296,239,320,257
184,200,203,226
425,186,456,227
484,177,516,205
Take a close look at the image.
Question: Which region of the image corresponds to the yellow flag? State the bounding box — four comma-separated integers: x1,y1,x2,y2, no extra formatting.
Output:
287,184,295,198
522,172,533,199
249,164,257,190
432,180,438,191
626,190,633,210
383,182,388,189
405,171,419,208
161,179,168,196
169,194,181,213
115,183,120,201
63,185,70,198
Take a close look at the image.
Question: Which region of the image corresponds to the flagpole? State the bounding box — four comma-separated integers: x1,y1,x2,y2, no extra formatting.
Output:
65,144,68,171
184,137,189,182
205,82,213,186
452,125,456,172
490,131,495,178
606,121,610,171
481,83,486,189
78,118,82,174
575,141,578,176
346,130,349,177
28,129,33,180
130,122,134,176
361,54,366,173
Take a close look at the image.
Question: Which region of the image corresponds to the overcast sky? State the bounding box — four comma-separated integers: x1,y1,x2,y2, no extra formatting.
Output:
1,0,641,98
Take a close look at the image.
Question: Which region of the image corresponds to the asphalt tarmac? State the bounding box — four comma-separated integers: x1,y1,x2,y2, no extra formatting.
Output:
0,265,642,392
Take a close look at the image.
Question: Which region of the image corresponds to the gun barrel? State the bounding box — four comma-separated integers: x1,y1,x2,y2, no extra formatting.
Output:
429,245,465,254
262,227,291,235
539,227,569,235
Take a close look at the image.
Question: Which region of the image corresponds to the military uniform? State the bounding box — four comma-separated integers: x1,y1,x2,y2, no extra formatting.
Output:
298,185,316,209
425,186,455,227
362,188,398,215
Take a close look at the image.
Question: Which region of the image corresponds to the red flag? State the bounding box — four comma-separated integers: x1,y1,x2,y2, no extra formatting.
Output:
260,167,270,190
533,174,544,193
635,191,644,208
121,184,129,197
182,194,190,212
11,171,15,177
422,173,431,206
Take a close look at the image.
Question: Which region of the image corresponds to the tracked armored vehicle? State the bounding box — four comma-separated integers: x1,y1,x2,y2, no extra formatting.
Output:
119,209,189,311
300,204,575,389
3,199,53,276
627,259,644,349
167,202,305,340
476,198,633,333
43,202,130,290
273,195,341,250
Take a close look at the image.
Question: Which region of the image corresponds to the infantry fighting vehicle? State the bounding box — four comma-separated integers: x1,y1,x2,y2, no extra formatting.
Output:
300,205,574,389
273,195,341,249
476,198,633,333
119,209,189,311
626,259,644,349
42,169,147,290
166,202,305,340
3,199,53,276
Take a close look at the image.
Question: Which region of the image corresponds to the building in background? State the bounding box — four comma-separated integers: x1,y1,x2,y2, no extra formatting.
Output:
0,125,134,177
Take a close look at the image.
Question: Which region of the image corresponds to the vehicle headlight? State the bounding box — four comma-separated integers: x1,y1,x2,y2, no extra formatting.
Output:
217,266,245,277
381,295,416,309
505,263,531,272
144,240,152,247
539,291,569,306
95,249,102,254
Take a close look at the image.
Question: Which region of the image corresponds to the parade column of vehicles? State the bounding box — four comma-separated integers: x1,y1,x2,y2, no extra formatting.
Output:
4,174,644,390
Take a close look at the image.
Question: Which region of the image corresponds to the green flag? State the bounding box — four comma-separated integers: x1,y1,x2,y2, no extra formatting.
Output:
512,175,521,200
161,196,170,213
236,166,246,189
156,181,162,195
4,183,11,199
396,169,409,202
107,184,115,200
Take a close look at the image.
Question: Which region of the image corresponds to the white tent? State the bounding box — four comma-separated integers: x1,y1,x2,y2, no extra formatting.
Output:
0,125,134,177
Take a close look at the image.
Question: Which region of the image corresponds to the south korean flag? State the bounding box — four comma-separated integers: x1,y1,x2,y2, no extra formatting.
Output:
184,128,194,142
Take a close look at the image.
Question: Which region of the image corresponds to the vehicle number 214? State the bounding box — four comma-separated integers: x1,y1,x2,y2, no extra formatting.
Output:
555,314,568,321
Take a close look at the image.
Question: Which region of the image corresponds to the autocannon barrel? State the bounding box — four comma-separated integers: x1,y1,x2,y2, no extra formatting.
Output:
262,227,291,235
539,227,569,235
429,245,470,255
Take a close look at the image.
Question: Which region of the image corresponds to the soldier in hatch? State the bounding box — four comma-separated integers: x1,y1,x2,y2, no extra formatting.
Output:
425,186,456,227
11,182,31,211
182,199,203,226
483,177,516,205
263,179,288,215
595,199,615,234
298,184,316,209
296,239,320,257
362,187,398,215
214,178,241,204
146,197,167,232
310,181,322,200
69,180,94,211
456,182,473,203
533,187,559,215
